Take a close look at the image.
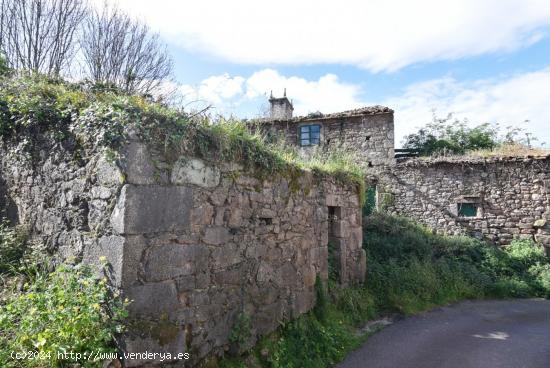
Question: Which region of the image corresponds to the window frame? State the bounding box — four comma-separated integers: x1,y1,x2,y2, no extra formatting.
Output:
299,124,321,147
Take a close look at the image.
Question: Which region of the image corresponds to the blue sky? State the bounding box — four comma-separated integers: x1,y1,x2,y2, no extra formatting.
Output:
101,0,550,147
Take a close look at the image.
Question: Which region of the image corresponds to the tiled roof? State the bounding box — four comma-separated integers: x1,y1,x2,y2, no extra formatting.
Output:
258,105,393,123
300,105,393,120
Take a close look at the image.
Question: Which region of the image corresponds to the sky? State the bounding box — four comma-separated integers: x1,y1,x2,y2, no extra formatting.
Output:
99,0,550,147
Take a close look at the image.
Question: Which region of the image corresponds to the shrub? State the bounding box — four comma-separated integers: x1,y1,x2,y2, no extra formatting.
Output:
329,281,376,324
363,213,550,313
261,312,354,368
503,239,547,270
313,275,328,322
528,263,550,298
0,262,128,368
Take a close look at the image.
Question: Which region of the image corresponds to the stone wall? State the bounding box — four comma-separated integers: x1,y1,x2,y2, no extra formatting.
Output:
377,156,550,249
116,136,365,366
0,133,366,367
255,106,395,166
0,137,124,260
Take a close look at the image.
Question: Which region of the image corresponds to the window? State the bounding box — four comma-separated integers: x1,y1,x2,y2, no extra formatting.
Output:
458,202,479,217
299,124,321,146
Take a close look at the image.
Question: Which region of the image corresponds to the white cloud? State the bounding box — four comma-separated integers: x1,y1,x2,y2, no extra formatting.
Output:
176,69,363,116
175,68,550,147
173,74,245,112
246,69,363,114
386,69,550,147
97,0,550,71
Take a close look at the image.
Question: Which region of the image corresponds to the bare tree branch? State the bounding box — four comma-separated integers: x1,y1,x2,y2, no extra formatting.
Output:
0,0,87,76
81,2,173,95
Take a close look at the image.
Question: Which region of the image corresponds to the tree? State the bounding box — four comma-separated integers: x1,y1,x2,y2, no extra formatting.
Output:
80,2,173,95
403,113,499,156
0,0,9,54
0,0,87,76
402,113,540,156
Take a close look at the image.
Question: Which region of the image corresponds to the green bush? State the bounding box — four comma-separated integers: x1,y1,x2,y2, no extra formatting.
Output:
260,311,355,368
364,213,550,313
329,281,376,324
0,263,128,368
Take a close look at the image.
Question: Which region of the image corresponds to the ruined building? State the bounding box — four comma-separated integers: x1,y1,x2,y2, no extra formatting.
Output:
0,90,548,367
260,91,395,166
259,92,550,251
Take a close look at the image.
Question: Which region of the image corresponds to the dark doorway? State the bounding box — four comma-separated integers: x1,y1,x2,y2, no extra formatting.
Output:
328,206,344,283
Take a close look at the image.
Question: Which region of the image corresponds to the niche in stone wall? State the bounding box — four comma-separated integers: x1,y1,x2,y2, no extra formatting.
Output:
453,196,483,218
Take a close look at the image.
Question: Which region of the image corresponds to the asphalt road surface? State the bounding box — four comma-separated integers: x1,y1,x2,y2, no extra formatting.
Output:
337,299,550,368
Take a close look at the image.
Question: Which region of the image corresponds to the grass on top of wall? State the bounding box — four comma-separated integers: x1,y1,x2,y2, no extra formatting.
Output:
464,143,550,158
0,73,366,191
219,213,550,368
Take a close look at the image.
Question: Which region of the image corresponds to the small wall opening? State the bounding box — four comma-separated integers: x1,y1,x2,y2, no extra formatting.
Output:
328,206,341,223
259,217,273,225
458,202,479,217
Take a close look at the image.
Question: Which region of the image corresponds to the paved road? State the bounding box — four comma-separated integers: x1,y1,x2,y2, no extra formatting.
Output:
337,299,550,368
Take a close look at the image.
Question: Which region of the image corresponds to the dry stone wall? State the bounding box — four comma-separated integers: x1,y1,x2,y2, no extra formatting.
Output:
0,137,124,262
378,156,550,249
0,132,366,367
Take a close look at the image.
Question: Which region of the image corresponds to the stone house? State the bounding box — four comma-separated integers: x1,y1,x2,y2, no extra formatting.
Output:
254,92,395,166
254,92,550,251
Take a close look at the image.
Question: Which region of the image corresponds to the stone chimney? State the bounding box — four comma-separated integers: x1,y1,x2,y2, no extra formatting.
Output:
269,89,293,120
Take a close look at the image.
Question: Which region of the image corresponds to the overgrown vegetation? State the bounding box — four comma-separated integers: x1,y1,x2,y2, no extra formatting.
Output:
403,113,546,156
364,214,550,313
0,263,128,367
229,312,252,351
220,213,550,368
0,222,128,367
0,73,366,190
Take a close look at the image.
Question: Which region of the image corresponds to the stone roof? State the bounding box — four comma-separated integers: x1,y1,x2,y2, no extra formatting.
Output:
259,105,393,123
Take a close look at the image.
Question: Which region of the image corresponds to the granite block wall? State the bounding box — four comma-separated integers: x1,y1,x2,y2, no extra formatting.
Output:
115,138,365,366
0,133,366,367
